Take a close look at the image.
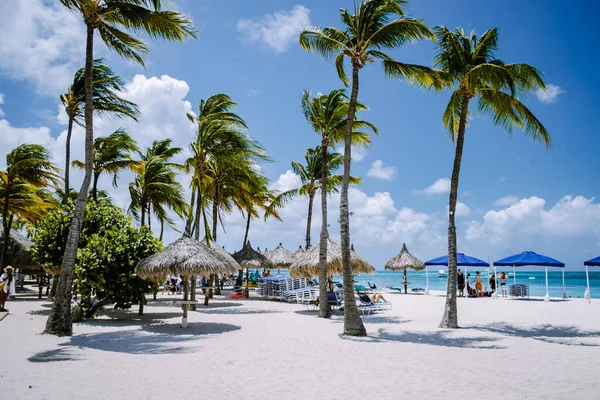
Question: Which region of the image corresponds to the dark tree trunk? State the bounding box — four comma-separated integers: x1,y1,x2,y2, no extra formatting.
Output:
318,139,331,318
212,184,218,241
243,212,251,247
341,64,366,336
140,201,146,228
64,116,74,205
147,204,151,231
191,173,204,306
159,219,164,241
45,23,96,336
184,188,196,236
440,94,470,329
305,193,315,249
138,293,144,316
92,171,99,202
1,192,12,268
49,274,59,299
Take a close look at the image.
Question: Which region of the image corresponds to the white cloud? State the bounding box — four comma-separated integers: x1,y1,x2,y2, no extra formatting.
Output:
367,160,396,181
335,145,368,162
236,5,311,53
494,195,519,207
0,0,86,95
417,177,450,195
535,84,566,104
271,170,301,192
447,202,471,217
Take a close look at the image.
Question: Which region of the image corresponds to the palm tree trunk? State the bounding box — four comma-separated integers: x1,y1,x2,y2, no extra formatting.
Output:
63,116,74,205
159,219,164,241
191,173,203,307
184,188,195,236
305,193,315,249
140,201,146,228
212,185,218,241
318,139,331,318
147,204,151,231
440,94,470,329
1,190,12,268
92,171,99,202
243,212,251,247
341,64,366,336
45,23,95,336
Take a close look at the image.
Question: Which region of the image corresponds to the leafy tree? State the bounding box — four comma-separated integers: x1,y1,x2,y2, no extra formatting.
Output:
300,0,437,336
61,59,139,204
73,129,140,201
434,26,550,328
0,144,59,267
48,0,196,336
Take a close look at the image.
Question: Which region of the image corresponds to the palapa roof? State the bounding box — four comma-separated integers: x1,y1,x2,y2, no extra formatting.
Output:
201,237,240,269
0,229,38,270
384,243,425,271
293,245,305,257
264,243,294,268
289,237,375,278
231,241,273,269
135,237,239,280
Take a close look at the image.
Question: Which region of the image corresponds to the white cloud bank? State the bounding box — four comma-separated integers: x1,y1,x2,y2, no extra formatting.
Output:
417,177,450,195
494,195,519,207
237,5,311,53
535,84,566,104
368,160,396,181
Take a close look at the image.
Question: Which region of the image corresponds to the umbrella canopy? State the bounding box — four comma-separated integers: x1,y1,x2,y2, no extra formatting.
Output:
264,243,294,268
293,245,305,257
136,237,239,280
384,243,425,271
201,237,239,269
0,229,40,272
289,237,375,278
584,256,600,266
493,251,564,267
231,241,273,269
425,253,489,267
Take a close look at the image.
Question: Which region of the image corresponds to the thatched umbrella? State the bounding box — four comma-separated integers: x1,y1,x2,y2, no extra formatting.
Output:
384,243,425,294
0,230,37,270
293,245,305,257
264,243,294,273
201,237,239,295
231,241,273,297
289,238,375,287
136,237,239,327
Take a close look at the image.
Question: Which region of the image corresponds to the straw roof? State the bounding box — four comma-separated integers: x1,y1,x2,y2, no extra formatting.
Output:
264,243,294,268
201,237,240,270
289,237,375,278
0,229,38,270
135,237,239,280
384,243,425,271
293,245,305,257
231,241,273,269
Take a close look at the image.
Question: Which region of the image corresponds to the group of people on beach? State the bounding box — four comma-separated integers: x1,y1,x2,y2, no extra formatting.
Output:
456,269,508,298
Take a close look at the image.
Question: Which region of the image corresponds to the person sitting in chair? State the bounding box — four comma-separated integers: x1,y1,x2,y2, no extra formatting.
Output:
370,293,388,303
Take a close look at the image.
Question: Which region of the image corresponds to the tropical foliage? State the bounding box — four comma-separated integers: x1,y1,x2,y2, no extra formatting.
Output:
434,26,550,328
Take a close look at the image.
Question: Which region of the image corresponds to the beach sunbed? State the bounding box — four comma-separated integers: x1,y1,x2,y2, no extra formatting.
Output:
327,291,344,312
357,293,392,313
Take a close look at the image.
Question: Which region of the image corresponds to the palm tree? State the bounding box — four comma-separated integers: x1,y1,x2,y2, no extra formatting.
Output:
268,146,360,250
0,144,59,267
300,89,376,318
48,0,196,336
61,59,139,204
129,139,187,240
300,0,436,336
73,129,140,201
434,27,550,328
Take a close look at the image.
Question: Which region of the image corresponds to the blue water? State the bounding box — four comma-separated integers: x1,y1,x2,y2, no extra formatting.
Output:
270,269,600,299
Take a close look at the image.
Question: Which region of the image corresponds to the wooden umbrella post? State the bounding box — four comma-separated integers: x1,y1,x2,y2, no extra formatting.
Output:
403,269,407,294
245,267,249,298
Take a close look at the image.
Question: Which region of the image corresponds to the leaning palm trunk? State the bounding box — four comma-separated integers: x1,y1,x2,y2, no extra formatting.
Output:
45,25,95,336
243,212,251,246
318,138,331,318
440,95,470,329
64,116,74,204
305,194,314,249
0,198,12,267
341,64,366,336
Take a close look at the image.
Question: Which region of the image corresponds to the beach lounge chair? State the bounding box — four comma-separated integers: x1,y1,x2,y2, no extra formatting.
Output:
354,284,368,293
368,282,377,290
357,293,392,313
411,288,425,294
327,291,344,312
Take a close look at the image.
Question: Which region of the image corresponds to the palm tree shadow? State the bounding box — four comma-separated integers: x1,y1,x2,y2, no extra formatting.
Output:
469,323,600,347
342,328,506,349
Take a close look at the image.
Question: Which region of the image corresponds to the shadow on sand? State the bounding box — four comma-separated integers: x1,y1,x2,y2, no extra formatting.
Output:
342,328,506,349
468,323,600,347
28,322,241,363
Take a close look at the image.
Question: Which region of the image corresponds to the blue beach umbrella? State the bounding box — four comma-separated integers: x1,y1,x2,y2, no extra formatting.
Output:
494,251,564,301
425,253,490,296
583,256,600,302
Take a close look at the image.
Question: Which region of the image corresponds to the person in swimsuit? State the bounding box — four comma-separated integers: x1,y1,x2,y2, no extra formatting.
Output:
475,271,483,295
457,269,465,297
489,274,496,294
500,272,507,297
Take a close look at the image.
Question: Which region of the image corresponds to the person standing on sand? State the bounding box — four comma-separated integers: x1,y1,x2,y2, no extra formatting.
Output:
0,266,16,311
475,271,483,296
489,274,496,294
457,269,465,297
500,272,507,297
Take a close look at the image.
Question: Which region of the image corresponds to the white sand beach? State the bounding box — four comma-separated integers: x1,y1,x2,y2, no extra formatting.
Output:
1,291,599,400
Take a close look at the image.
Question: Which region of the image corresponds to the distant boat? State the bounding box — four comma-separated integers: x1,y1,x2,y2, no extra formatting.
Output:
528,276,535,280
437,269,447,277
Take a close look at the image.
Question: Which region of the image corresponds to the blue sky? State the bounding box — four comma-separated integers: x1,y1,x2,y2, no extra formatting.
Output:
0,0,599,270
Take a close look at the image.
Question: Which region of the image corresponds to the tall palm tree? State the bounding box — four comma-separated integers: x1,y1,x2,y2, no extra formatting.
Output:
300,0,436,336
435,27,550,328
129,139,187,240
268,146,360,250
0,144,59,267
48,0,196,336
61,59,139,204
73,129,140,201
301,89,377,318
